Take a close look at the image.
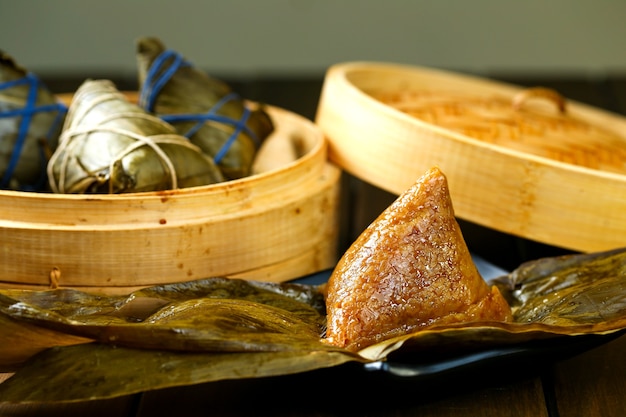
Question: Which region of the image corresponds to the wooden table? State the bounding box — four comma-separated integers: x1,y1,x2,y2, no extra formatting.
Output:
1,73,625,416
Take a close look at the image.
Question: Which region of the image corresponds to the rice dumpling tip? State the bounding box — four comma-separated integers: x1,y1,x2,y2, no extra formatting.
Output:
139,49,191,112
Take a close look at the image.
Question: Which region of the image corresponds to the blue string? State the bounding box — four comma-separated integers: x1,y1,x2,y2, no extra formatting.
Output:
160,92,258,163
0,73,67,190
139,49,191,112
176,92,242,138
140,50,259,164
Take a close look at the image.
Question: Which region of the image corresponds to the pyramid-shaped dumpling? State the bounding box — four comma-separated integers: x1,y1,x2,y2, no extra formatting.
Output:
325,166,512,351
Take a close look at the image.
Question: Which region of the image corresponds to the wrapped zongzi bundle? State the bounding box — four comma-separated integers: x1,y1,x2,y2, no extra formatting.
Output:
0,51,67,191
47,79,224,194
136,37,275,180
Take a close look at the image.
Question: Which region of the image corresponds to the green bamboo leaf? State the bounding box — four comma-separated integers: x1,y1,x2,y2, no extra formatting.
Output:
2,248,626,403
0,278,327,352
496,247,626,326
0,343,360,403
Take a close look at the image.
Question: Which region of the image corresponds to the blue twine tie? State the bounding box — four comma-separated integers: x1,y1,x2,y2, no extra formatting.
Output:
139,49,190,113
0,73,67,190
140,50,259,164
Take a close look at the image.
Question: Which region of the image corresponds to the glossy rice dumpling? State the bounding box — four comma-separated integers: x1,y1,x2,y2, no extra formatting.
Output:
47,79,224,194
136,37,275,180
325,166,512,351
0,51,67,191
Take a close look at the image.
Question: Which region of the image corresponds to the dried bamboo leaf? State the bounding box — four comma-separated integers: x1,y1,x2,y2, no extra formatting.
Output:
0,311,91,372
495,247,626,326
0,343,360,404
2,248,626,402
136,37,274,180
0,51,66,191
0,278,358,403
0,278,327,354
47,79,224,193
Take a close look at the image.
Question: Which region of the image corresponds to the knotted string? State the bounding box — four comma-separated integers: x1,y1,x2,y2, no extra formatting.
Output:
48,89,188,193
0,73,67,190
139,49,259,163
139,49,189,113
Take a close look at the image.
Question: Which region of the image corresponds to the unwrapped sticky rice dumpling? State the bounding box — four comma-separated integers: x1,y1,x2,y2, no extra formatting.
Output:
325,166,512,351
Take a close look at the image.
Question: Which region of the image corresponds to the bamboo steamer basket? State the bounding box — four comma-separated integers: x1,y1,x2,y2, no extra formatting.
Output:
0,94,341,294
316,61,626,253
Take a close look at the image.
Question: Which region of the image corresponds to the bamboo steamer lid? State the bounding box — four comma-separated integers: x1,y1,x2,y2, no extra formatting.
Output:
315,61,626,253
0,96,341,294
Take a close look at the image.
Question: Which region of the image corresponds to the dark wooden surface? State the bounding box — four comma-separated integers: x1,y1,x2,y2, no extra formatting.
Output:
1,72,625,416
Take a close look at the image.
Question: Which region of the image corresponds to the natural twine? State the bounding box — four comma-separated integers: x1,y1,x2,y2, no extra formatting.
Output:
49,90,197,193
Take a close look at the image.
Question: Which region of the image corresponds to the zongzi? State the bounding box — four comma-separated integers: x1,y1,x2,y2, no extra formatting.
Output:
136,37,274,180
0,51,66,191
324,166,512,351
47,79,224,194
